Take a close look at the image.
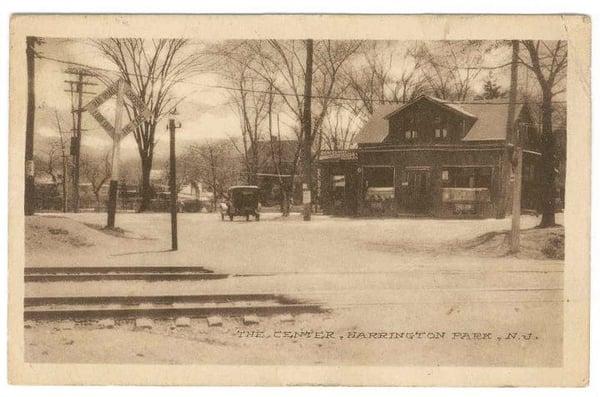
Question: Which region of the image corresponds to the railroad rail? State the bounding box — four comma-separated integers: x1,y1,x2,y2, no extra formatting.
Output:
24,293,324,321
24,266,229,282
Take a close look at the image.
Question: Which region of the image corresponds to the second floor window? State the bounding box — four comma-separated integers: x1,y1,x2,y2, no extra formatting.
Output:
435,128,448,139
405,130,418,140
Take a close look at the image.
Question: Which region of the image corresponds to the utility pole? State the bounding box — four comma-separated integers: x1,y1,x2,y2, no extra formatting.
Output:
510,145,523,252
107,80,125,229
25,36,37,216
54,111,69,213
507,40,521,253
302,39,314,221
64,68,97,212
168,110,182,251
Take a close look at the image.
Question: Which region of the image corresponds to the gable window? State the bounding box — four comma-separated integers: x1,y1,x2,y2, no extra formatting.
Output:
405,130,418,140
435,128,449,139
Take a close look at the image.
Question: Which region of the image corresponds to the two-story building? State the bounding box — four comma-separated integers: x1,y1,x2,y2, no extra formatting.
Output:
319,95,542,218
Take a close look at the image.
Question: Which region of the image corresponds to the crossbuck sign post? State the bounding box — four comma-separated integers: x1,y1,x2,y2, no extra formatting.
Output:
83,79,152,228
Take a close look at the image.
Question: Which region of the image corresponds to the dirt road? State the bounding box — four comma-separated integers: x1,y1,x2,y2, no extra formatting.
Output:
24,212,564,366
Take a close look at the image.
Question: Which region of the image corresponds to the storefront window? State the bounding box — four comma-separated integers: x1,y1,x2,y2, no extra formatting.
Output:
364,167,394,188
364,167,395,215
332,175,345,187
442,167,492,189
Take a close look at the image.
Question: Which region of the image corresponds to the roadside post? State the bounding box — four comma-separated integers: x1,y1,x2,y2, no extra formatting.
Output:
168,110,182,251
302,39,314,221
106,80,125,228
25,36,37,216
510,144,523,251
506,40,520,253
83,78,152,229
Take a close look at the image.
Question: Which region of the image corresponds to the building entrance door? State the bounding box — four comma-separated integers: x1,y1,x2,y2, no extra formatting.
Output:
405,169,432,213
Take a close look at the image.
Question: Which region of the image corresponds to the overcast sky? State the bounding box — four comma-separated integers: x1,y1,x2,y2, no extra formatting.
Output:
33,38,519,165
34,38,250,164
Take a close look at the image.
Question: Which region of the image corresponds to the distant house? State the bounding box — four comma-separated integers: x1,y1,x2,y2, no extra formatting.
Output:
319,95,544,218
34,174,63,211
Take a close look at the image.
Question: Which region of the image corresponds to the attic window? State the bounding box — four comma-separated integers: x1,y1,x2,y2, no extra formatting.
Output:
405,130,418,140
435,128,448,139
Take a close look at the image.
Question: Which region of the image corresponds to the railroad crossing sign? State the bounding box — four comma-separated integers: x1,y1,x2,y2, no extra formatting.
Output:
83,79,152,228
83,79,152,140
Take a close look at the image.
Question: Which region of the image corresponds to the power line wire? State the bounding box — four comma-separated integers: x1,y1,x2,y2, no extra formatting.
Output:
36,52,566,106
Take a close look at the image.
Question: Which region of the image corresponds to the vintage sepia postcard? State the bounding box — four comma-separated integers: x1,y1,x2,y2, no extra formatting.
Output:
8,14,590,386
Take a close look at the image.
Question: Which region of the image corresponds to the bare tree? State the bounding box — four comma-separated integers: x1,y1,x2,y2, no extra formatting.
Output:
92,38,206,211
208,39,361,216
182,140,241,210
218,40,362,211
217,40,360,159
119,157,143,187
162,150,195,195
410,41,495,101
518,40,567,227
35,140,61,184
53,111,70,212
81,152,111,208
267,98,302,216
224,57,270,185
321,104,359,151
343,41,425,121
34,111,71,212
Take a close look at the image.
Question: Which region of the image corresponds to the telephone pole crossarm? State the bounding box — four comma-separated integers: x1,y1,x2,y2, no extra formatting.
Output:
64,68,97,213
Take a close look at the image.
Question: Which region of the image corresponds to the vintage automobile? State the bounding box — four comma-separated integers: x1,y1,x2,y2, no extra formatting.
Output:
220,185,261,221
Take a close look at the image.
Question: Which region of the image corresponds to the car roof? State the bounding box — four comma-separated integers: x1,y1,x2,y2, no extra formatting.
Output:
228,185,259,190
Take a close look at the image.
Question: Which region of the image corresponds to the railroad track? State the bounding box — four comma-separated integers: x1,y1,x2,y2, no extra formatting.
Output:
24,266,325,322
24,266,229,282
24,293,324,321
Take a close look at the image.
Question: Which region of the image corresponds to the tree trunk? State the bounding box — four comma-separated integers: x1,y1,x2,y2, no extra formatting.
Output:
538,93,556,227
302,39,314,221
94,191,102,212
281,184,290,217
138,155,153,212
212,175,218,212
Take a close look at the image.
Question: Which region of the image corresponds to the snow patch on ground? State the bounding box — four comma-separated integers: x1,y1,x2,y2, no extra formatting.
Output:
25,216,97,251
461,226,565,260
